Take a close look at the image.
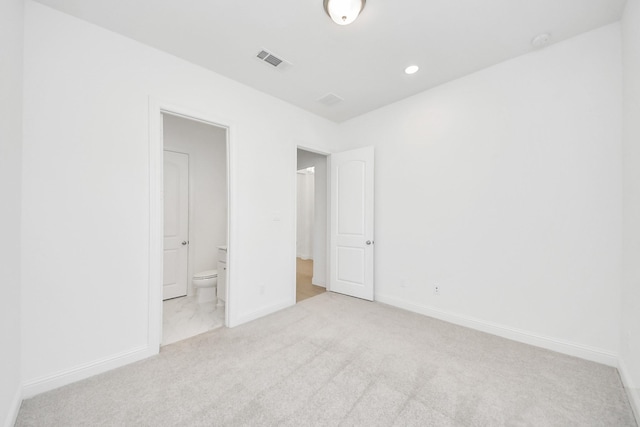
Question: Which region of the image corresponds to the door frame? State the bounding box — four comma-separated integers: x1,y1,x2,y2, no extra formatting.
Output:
293,144,331,304
149,97,236,351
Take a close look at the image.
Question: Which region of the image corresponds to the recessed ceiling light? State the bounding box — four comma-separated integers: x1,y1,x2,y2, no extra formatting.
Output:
405,65,419,75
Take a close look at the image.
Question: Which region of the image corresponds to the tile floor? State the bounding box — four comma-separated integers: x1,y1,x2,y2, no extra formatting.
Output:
162,295,225,345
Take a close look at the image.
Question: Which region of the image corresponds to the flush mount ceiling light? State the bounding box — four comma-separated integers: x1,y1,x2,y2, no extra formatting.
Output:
405,65,419,75
323,0,366,26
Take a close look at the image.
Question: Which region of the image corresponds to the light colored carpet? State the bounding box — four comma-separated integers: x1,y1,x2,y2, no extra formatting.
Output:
16,292,637,426
296,258,326,303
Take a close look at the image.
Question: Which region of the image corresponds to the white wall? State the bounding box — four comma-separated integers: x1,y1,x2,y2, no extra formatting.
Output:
296,170,314,260
21,0,336,394
163,114,227,296
0,0,23,424
621,0,640,419
336,24,623,364
297,150,328,286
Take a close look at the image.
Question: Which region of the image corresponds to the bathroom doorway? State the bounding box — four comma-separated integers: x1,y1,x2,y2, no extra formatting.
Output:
296,148,329,302
161,113,229,345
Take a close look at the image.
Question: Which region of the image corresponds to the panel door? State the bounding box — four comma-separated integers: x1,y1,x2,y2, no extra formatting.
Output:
329,146,374,300
163,151,189,300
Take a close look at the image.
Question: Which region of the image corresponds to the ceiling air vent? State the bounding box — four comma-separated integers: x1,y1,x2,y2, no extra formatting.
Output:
256,49,292,71
317,93,344,106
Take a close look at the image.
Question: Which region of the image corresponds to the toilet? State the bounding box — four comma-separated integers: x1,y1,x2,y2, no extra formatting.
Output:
192,269,218,304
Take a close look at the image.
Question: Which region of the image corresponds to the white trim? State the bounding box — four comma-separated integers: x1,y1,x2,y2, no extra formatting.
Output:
235,300,295,326
3,387,22,427
22,346,152,398
619,359,640,424
148,98,164,353
375,293,618,367
149,97,237,339
290,145,298,307
325,155,331,292
296,144,332,157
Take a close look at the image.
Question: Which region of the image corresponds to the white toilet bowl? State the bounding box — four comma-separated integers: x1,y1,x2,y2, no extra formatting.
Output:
193,270,218,304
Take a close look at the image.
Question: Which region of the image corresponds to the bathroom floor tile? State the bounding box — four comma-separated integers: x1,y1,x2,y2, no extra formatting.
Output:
162,296,225,345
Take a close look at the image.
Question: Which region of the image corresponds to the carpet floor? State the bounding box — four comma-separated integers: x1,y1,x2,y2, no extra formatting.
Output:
16,292,637,426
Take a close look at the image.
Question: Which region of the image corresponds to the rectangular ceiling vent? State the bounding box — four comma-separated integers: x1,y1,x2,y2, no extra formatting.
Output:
317,93,344,106
256,49,292,71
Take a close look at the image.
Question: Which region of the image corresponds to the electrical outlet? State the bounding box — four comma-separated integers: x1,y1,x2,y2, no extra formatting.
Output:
400,278,408,288
434,285,440,296
260,285,266,296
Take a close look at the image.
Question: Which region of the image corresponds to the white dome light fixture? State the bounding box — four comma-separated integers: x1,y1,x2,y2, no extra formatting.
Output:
323,0,366,26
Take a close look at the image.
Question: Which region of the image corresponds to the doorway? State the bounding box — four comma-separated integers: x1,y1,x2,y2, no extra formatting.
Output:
160,112,229,346
296,148,329,302
293,145,376,305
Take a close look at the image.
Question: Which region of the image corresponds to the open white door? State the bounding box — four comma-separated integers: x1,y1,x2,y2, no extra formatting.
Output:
163,150,189,300
330,146,374,300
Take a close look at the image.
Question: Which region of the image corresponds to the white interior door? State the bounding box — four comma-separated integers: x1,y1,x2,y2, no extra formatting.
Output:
330,146,374,300
163,151,189,300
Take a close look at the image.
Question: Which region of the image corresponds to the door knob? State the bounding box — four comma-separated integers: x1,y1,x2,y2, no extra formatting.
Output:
366,240,372,245
182,241,188,246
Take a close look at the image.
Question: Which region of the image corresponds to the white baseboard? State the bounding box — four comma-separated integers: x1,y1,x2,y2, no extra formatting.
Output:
22,345,154,398
3,387,22,427
234,300,295,327
311,277,326,288
619,359,640,424
375,294,618,367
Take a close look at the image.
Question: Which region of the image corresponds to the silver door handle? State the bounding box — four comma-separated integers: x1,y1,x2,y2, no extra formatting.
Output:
182,241,188,245
366,240,373,245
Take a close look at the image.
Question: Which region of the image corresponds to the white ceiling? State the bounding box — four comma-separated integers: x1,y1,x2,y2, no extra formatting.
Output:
34,0,626,122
